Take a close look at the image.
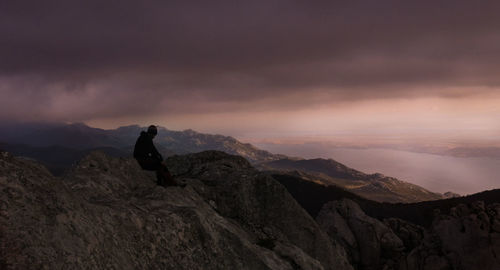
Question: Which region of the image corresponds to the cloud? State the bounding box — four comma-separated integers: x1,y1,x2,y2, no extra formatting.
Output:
1,0,500,123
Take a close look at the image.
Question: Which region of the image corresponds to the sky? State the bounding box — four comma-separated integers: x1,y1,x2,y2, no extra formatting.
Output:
2,0,500,146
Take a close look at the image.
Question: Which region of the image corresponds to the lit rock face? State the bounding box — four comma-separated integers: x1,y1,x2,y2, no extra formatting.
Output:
0,150,352,270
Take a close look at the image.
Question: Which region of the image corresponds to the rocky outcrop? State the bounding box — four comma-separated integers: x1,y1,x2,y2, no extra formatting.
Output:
383,218,425,254
384,218,448,270
316,199,404,270
386,202,500,270
428,201,500,270
317,198,500,270
0,150,352,270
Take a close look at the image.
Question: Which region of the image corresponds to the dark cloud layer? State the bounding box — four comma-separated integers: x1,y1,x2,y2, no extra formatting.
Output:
1,0,500,122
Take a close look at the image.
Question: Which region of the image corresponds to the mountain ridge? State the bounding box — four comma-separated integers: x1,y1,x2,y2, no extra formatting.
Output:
0,122,449,203
0,122,285,164
258,158,444,203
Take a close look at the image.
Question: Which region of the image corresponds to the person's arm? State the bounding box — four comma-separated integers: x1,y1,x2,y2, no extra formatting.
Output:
151,142,163,161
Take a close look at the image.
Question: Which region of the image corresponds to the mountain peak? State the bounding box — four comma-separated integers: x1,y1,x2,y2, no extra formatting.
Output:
0,150,352,270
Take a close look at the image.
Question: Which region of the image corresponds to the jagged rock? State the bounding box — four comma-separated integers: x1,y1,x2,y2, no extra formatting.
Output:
402,232,450,270
316,199,404,270
383,218,425,252
0,150,352,270
317,198,500,270
429,201,500,270
389,201,500,270
382,218,449,270
489,203,500,233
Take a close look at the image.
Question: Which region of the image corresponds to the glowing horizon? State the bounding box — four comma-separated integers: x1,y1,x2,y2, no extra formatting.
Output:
2,1,500,149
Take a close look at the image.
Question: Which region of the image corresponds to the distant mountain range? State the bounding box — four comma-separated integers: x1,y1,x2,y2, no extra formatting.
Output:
373,144,500,159
257,158,445,203
0,122,284,168
0,121,450,203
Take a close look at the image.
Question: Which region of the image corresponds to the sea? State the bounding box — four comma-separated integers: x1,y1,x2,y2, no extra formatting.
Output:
256,143,500,195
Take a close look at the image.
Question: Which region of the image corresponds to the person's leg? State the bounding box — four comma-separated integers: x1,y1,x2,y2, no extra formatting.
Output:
160,164,187,187
137,158,184,187
137,158,160,171
159,164,177,186
137,158,167,186
156,169,166,186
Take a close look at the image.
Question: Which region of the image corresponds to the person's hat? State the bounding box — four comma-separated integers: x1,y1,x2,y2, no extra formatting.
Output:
147,125,158,135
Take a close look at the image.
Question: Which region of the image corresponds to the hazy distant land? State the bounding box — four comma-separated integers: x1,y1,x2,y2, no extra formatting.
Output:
256,142,500,195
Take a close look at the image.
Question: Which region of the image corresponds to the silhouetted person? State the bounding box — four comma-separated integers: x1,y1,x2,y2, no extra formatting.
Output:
134,125,180,187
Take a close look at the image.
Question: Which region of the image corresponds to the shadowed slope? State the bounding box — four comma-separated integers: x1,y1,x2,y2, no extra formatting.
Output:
273,173,500,228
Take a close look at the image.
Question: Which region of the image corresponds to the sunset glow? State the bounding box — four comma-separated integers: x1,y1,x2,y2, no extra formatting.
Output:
1,1,500,149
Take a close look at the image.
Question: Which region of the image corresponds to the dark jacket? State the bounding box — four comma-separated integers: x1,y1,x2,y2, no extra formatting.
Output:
133,131,163,162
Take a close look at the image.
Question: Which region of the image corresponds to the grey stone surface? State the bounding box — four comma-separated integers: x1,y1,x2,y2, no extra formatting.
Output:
0,150,352,270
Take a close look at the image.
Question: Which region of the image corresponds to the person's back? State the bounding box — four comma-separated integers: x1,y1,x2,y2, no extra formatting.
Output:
134,129,163,170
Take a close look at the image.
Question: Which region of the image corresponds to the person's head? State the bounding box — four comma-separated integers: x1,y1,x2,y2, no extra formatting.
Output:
147,125,158,138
